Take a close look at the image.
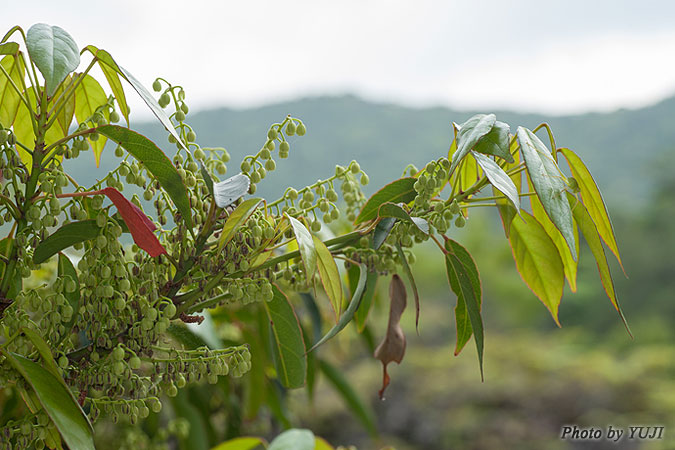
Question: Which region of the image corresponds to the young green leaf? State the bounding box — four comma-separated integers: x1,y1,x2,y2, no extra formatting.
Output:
517,127,576,258
471,151,520,211
84,45,130,124
568,193,631,336
33,220,101,264
560,148,623,271
0,42,19,55
472,120,514,163
509,211,564,326
263,285,307,389
286,215,317,281
56,254,80,344
312,234,343,322
449,113,496,175
443,238,482,356
319,359,378,436
268,429,315,450
3,352,94,450
374,274,407,399
217,199,261,252
74,74,108,164
52,74,76,136
0,54,25,127
26,24,80,96
211,437,267,450
308,263,367,352
396,243,421,333
97,124,193,229
354,177,417,225
377,202,429,235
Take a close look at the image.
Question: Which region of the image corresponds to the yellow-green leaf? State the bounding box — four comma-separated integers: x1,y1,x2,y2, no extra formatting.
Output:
74,73,108,165
286,215,317,281
218,198,262,250
84,45,130,125
509,211,564,326
0,54,25,127
210,437,267,450
312,234,342,322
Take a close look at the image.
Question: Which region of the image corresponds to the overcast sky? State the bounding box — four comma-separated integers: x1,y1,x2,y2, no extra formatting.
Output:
4,1,675,117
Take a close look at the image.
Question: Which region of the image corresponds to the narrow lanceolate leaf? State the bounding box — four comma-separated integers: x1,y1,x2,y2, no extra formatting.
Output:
312,235,342,322
97,124,193,229
560,148,623,271
372,217,396,250
26,24,80,96
319,359,378,436
210,437,267,450
102,187,167,257
84,45,130,124
377,202,429,235
449,113,496,175
118,65,186,150
74,74,108,164
308,264,367,352
20,328,64,383
286,215,317,281
509,211,564,326
354,177,417,225
495,139,522,238
530,181,578,292
568,193,631,336
3,352,94,450
263,285,307,389
218,198,262,249
268,429,315,450
56,254,80,343
472,151,520,211
353,267,378,332
396,243,421,333
517,127,576,258
443,238,482,356
473,120,514,163
374,274,407,399
444,243,484,380
33,220,101,264
0,54,25,127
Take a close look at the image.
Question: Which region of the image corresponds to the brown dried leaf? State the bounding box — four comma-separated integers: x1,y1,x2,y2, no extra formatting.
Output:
374,274,407,399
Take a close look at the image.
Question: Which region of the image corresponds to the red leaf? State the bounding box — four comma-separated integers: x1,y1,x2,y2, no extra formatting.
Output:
101,187,166,257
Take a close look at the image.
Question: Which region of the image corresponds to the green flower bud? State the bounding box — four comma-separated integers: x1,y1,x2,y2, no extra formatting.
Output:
129,356,141,370
296,123,306,136
455,215,466,228
152,80,162,92
360,174,369,185
181,103,189,114
186,130,197,142
216,162,227,174
175,110,186,122
241,160,251,172
265,159,276,171
267,128,278,140
350,161,360,174
279,141,290,153
109,111,121,123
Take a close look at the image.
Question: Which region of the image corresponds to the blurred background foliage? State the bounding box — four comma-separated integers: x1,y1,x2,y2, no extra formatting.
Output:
63,95,674,449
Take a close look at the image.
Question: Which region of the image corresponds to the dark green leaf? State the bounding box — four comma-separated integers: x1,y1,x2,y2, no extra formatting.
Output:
26,24,79,96
472,151,520,211
308,263,367,352
372,217,396,250
509,211,564,326
353,268,378,332
473,120,514,162
396,243,421,333
55,254,80,344
449,113,496,175
286,215,317,281
517,127,576,257
200,163,215,197
263,286,307,389
97,124,193,229
354,177,416,225
268,429,315,450
319,359,378,436
33,220,100,264
3,352,94,450
167,323,209,349
377,202,429,235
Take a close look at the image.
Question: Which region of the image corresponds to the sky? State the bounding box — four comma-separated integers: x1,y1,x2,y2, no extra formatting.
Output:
4,1,675,117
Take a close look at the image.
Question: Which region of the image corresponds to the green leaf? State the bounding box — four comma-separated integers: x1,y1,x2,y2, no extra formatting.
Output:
3,352,94,450
377,202,429,234
286,215,317,281
443,238,482,356
568,193,631,336
167,323,209,349
55,254,80,344
308,264,367,352
444,243,484,380
395,243,421,333
218,198,262,249
494,139,522,238
509,211,564,326
517,127,576,257
312,235,342,322
560,148,623,271
97,124,193,229
0,54,25,127
263,285,307,389
171,390,210,450
319,359,378,436
268,429,315,450
371,217,396,250
211,437,267,450
353,267,378,332
314,437,335,450
20,328,64,383
84,45,130,125
118,65,187,150
471,151,520,211
354,177,417,225
74,74,108,164
529,180,578,292
472,120,514,163
449,113,496,175
26,24,80,96
52,74,76,136
201,163,215,197
0,42,19,55
33,220,101,264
